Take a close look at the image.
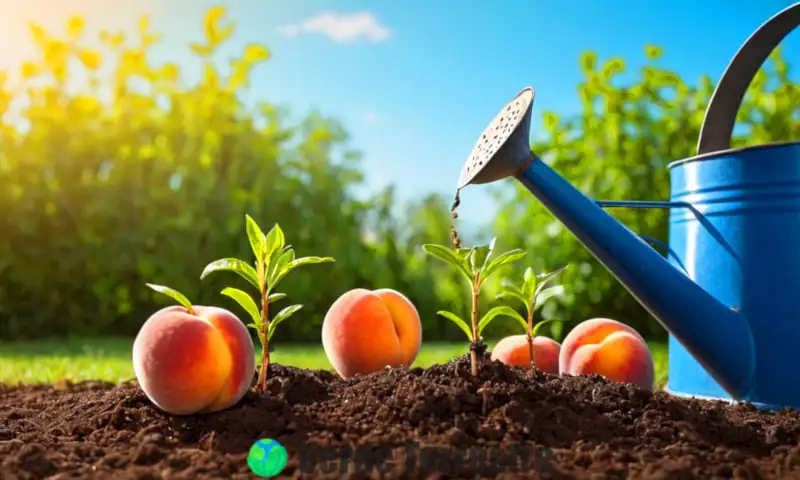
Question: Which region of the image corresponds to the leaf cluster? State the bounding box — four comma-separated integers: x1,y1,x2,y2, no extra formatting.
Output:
497,266,568,335
200,215,334,344
422,237,526,341
423,238,525,287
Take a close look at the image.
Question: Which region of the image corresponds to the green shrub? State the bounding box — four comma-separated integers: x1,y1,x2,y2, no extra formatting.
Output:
0,8,446,340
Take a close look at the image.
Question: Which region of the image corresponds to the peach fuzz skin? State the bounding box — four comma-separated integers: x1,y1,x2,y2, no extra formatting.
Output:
133,305,255,415
490,335,560,374
559,318,654,390
322,288,422,379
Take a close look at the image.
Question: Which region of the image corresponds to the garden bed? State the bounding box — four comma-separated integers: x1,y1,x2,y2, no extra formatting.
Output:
1,353,799,479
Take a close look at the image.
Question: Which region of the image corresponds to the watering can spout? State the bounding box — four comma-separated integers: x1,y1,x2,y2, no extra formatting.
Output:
460,87,756,399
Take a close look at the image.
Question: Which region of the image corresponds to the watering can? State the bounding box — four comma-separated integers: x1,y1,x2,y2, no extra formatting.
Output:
458,3,800,410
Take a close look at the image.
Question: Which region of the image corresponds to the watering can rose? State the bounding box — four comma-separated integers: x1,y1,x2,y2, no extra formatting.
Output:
133,284,256,415
322,288,422,379
559,318,654,390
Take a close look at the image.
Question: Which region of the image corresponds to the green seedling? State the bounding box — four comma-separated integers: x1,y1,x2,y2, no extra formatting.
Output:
145,283,198,315
200,214,334,392
423,237,526,376
497,265,568,369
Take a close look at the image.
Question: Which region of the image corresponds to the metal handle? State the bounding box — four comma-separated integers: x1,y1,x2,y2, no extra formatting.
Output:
595,200,690,274
697,2,800,155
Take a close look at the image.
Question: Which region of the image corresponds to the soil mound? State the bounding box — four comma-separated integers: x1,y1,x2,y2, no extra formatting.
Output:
2,354,800,479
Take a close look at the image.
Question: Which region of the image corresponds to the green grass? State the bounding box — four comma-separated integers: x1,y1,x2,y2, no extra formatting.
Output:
0,337,669,386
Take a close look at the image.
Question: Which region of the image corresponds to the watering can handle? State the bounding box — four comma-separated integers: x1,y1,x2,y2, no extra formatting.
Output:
697,2,800,155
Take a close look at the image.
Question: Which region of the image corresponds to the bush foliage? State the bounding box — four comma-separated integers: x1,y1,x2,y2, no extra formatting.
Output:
1,7,796,341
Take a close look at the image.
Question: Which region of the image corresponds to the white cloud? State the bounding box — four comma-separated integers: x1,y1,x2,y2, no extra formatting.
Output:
278,12,391,43
363,112,379,123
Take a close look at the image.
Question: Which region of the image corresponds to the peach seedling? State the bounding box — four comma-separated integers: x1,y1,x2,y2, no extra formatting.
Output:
559,317,655,390
133,284,255,415
423,237,527,376
492,265,568,373
322,288,422,379
200,215,334,392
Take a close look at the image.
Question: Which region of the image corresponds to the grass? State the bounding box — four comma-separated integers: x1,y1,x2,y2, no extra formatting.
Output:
0,337,669,386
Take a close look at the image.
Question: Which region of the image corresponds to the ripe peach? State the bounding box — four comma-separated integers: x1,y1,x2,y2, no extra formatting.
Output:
322,288,422,379
490,334,561,374
133,305,255,415
559,317,654,389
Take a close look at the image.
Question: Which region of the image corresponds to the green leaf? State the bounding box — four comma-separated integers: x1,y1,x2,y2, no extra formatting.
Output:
220,287,261,326
478,305,526,335
481,249,527,283
470,244,490,273
534,265,568,297
288,256,335,269
481,237,497,273
468,247,479,272
247,323,265,345
534,285,565,311
268,248,295,285
522,267,536,298
437,310,473,341
267,244,287,275
532,318,561,336
269,255,334,294
245,214,266,261
146,283,196,315
456,248,473,260
262,224,285,281
423,244,471,280
500,279,525,296
268,292,286,303
264,224,285,258
268,304,302,341
256,259,266,291
200,258,260,290
496,290,528,310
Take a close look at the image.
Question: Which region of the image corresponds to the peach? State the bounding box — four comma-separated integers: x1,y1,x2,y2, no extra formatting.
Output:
322,288,422,379
559,317,654,389
133,305,255,415
490,335,561,374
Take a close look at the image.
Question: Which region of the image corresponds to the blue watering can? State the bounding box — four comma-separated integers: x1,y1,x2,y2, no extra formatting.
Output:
459,3,800,410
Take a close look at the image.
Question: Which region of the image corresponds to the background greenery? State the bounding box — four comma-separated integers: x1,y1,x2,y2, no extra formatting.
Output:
1,9,797,345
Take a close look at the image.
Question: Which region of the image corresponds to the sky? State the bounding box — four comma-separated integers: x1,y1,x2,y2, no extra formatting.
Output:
1,0,799,226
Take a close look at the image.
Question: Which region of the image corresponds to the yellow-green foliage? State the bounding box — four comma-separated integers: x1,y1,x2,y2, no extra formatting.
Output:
0,7,403,339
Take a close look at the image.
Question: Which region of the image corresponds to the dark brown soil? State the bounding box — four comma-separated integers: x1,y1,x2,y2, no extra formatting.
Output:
2,353,800,480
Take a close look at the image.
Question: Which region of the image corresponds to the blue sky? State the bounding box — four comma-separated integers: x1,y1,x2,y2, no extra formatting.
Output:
1,0,799,225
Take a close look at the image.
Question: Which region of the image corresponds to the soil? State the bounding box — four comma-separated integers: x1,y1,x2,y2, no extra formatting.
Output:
2,354,800,480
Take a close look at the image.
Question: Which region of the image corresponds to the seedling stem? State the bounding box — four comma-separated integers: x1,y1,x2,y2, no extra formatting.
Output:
423,237,526,376
497,265,569,369
201,215,334,392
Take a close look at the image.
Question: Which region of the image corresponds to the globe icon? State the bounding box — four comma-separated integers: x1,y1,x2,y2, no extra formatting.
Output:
247,438,288,478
